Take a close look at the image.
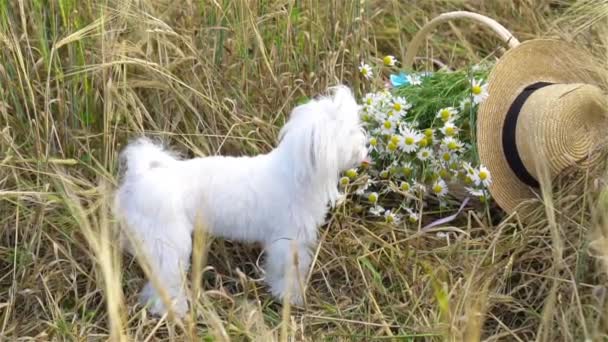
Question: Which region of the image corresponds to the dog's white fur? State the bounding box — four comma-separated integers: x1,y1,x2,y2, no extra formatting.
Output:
114,85,367,316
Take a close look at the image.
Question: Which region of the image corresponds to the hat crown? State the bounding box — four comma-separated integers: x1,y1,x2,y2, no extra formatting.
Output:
516,83,608,183
477,39,608,214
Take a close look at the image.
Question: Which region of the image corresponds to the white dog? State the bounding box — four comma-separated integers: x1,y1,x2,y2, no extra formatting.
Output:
114,85,368,316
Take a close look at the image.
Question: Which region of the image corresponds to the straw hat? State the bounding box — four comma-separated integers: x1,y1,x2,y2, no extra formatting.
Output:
477,39,608,214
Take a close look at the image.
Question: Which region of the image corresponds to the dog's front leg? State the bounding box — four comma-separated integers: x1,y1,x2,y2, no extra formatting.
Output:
264,238,314,305
137,227,192,317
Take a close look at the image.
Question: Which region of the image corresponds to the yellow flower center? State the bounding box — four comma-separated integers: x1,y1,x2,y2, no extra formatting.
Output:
439,169,449,179
362,114,371,122
385,214,394,223
345,169,358,179
387,142,398,152
361,68,369,76
424,129,433,138
383,56,393,66
440,109,450,121
340,177,350,186
472,85,482,95
405,137,415,145
400,182,410,191
393,103,402,111
366,98,372,105
433,184,443,194
421,151,429,158
383,121,392,129
390,135,400,144
465,176,473,185
369,137,378,146
402,167,412,176
447,141,458,150
479,171,488,180
418,138,428,147
368,193,378,203
442,153,451,162
408,216,418,223
445,127,455,136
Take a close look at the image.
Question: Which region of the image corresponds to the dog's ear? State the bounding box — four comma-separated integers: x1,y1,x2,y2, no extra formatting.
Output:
279,104,339,178
329,85,360,124
305,115,339,178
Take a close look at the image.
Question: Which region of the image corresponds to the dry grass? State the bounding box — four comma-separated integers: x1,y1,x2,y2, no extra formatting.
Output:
1,0,608,340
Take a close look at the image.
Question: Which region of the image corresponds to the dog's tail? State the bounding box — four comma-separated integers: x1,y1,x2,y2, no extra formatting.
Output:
119,137,179,178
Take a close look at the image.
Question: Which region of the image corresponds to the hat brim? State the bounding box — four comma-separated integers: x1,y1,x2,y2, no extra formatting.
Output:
477,39,597,213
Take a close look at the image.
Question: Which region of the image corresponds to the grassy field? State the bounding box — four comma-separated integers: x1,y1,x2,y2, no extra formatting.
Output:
1,0,608,340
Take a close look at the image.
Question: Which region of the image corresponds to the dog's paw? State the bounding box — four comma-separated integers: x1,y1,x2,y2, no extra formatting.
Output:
268,278,305,306
139,282,188,317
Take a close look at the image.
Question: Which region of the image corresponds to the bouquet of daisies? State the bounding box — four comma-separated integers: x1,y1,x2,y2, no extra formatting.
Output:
342,56,493,225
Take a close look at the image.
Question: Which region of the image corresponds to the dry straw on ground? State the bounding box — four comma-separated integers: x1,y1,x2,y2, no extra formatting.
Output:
1,0,607,340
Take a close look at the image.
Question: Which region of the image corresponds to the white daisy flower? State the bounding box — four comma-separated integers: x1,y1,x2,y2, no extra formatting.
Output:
407,74,422,86
369,204,385,216
359,62,373,80
376,89,392,105
440,121,459,137
371,108,387,123
362,93,377,108
471,79,489,104
461,161,476,176
386,110,401,124
417,147,433,161
474,165,492,187
399,126,423,153
355,179,373,196
459,97,471,112
436,107,458,123
368,136,381,153
380,119,396,135
368,192,379,204
432,179,449,197
383,55,397,67
465,187,489,203
384,210,400,224
360,111,373,123
441,137,464,153
405,207,420,223
439,150,456,164
465,187,484,197
391,96,410,115
399,181,411,193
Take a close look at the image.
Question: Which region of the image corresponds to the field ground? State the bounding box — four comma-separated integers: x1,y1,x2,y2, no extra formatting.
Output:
1,0,608,340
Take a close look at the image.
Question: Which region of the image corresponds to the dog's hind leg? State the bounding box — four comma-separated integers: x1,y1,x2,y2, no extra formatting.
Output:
134,220,192,317
263,238,314,305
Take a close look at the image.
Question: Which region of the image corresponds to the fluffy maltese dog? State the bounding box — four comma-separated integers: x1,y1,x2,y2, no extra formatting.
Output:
114,85,368,316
